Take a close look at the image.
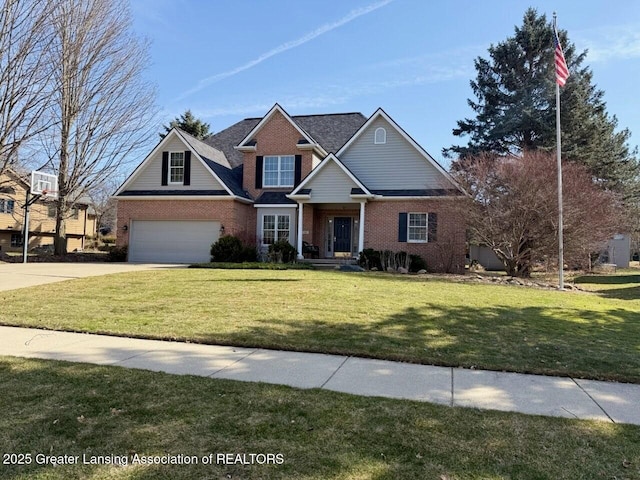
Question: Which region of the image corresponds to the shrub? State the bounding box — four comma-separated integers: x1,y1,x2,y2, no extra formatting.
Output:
409,254,428,272
268,240,297,263
210,235,257,263
359,248,382,270
107,245,128,262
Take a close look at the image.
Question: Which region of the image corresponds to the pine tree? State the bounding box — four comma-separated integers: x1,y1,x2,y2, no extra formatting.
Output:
446,8,639,199
161,110,210,140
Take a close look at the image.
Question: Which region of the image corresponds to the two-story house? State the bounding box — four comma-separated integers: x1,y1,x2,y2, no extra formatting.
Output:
115,104,466,272
0,169,97,253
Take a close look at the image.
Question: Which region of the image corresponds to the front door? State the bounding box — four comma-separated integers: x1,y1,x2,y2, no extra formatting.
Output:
334,217,351,254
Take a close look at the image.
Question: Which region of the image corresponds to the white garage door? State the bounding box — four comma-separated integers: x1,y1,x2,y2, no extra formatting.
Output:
129,220,220,263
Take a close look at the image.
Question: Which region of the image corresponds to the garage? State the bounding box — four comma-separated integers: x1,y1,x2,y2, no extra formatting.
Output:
128,220,220,263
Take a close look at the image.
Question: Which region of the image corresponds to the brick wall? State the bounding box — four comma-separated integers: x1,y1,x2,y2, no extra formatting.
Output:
242,110,314,199
116,199,254,246
364,199,466,273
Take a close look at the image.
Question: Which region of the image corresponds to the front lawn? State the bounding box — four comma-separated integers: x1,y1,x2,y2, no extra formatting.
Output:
1,356,639,480
1,269,639,382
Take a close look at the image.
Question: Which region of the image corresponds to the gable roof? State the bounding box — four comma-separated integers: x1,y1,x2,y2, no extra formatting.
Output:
337,108,464,193
214,104,367,161
114,128,249,200
289,153,372,198
236,104,319,152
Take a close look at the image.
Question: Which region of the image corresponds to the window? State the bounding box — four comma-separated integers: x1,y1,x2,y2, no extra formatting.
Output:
11,233,22,247
71,207,79,220
408,213,427,242
264,155,294,187
374,127,386,144
169,151,185,184
48,203,56,218
0,199,14,214
262,214,290,245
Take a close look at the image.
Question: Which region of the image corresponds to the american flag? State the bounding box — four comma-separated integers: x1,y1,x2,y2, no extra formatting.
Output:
554,28,570,86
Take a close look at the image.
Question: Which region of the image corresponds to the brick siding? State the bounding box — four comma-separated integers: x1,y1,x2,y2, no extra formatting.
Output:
242,110,314,199
364,199,466,273
116,199,255,246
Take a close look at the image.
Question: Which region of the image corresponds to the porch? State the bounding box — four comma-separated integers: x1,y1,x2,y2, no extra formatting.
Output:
296,203,366,260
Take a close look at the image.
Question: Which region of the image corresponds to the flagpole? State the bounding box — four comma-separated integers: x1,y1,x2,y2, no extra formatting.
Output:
554,12,564,290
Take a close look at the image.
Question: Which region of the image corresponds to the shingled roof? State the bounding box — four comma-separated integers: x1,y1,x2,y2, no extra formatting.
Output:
204,111,367,168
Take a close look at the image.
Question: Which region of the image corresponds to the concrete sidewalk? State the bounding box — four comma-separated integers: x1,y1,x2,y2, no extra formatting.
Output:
1,325,639,425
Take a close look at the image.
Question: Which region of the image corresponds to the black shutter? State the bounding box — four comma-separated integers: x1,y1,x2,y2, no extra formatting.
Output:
428,213,437,242
294,155,302,186
161,152,168,186
398,213,408,242
255,156,263,189
183,151,191,185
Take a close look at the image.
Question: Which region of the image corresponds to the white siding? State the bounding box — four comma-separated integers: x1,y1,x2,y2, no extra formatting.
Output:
305,161,358,203
339,117,451,190
127,136,224,191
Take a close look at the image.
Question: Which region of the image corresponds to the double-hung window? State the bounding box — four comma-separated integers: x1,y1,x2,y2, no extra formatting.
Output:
408,213,428,242
0,199,14,214
169,152,185,184
262,214,290,245
264,155,294,187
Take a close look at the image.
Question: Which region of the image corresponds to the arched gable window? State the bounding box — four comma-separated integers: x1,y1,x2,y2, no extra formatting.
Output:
374,127,386,144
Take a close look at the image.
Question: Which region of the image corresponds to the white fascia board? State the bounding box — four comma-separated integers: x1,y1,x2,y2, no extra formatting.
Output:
234,145,256,152
253,203,298,208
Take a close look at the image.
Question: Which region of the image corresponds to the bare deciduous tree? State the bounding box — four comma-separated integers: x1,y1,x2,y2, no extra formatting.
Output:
453,151,624,277
44,0,157,254
0,0,54,175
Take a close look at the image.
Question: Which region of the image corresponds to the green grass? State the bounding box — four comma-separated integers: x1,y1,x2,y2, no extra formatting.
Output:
1,356,639,480
1,269,639,382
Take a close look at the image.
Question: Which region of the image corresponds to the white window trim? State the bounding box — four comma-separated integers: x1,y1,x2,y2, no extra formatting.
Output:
261,213,291,246
407,212,428,243
169,151,185,185
263,155,295,188
374,127,386,144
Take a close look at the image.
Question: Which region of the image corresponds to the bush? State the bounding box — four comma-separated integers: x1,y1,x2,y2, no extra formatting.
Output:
409,254,428,272
210,235,257,263
359,249,428,273
359,248,382,270
107,245,128,262
268,240,298,263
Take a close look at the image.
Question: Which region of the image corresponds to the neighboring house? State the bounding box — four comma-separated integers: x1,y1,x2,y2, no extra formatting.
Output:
0,169,97,253
115,104,466,272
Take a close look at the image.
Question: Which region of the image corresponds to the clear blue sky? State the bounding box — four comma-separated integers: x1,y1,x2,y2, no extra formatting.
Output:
130,0,640,167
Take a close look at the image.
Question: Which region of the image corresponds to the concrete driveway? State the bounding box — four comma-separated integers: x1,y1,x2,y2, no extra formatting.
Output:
0,262,185,291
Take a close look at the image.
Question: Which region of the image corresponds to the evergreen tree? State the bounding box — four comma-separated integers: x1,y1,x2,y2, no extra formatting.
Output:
446,8,639,199
161,110,210,140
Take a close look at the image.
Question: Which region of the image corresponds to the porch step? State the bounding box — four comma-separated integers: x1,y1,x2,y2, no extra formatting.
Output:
302,258,358,270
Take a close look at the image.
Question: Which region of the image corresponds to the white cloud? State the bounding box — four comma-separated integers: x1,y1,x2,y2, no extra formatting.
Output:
176,0,394,100
576,24,640,63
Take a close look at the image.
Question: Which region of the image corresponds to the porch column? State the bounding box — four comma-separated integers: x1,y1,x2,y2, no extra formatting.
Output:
297,202,304,259
358,201,365,255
